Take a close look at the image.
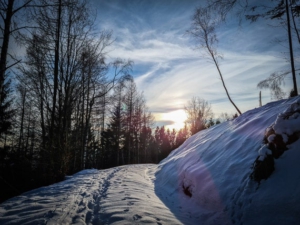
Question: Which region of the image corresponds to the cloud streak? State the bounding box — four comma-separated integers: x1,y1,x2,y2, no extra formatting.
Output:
93,0,299,128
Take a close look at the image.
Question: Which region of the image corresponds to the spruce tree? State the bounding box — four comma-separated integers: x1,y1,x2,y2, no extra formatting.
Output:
0,77,13,139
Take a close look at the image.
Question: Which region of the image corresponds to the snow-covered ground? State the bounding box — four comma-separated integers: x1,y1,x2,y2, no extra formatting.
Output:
1,96,300,225
0,165,183,225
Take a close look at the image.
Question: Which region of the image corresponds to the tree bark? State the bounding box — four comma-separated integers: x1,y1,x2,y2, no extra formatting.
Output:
286,0,298,96
0,0,14,105
50,0,62,145
211,51,242,115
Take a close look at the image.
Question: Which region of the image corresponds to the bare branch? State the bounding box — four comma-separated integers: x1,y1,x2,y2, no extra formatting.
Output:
257,71,289,100
188,6,242,115
184,96,214,134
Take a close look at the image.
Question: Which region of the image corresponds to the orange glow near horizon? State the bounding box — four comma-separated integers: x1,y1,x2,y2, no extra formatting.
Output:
162,109,187,131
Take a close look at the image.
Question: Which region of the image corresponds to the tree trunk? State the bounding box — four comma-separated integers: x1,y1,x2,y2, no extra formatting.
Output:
259,91,262,107
18,86,26,153
0,0,14,105
50,0,62,145
211,52,242,115
286,0,298,96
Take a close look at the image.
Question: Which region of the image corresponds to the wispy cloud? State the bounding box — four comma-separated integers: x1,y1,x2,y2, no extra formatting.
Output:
94,0,299,128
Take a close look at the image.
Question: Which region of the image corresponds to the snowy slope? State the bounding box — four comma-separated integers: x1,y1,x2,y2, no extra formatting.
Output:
155,96,300,224
1,96,300,225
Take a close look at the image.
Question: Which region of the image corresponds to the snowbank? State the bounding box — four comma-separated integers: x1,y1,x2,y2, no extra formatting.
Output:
251,98,300,181
155,96,300,224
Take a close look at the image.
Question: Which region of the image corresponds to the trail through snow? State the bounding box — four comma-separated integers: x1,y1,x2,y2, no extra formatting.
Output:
0,165,183,225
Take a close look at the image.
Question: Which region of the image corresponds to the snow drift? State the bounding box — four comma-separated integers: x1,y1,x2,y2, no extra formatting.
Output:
1,96,300,225
155,96,300,224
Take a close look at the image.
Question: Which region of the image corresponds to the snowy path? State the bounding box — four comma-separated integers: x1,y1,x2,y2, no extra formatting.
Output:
0,165,183,225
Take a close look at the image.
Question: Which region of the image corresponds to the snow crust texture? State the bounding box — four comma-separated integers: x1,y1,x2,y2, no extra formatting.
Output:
0,165,182,225
1,97,300,225
155,96,300,225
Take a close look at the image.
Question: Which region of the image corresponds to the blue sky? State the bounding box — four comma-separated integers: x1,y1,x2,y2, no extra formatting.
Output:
93,0,300,129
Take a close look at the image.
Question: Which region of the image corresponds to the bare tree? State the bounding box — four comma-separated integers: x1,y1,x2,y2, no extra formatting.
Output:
188,6,242,115
257,71,288,100
16,0,124,179
184,96,214,135
0,0,36,105
208,0,299,96
0,0,38,143
218,111,238,123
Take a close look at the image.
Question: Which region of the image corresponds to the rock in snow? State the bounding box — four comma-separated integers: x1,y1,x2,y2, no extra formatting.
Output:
1,96,300,224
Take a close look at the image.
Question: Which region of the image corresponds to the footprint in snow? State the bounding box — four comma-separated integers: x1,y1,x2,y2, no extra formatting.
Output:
133,214,142,220
156,218,162,225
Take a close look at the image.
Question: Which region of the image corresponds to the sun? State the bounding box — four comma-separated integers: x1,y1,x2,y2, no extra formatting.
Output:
162,109,187,131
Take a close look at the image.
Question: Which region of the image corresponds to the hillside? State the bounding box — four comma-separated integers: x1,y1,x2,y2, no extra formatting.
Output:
0,96,300,225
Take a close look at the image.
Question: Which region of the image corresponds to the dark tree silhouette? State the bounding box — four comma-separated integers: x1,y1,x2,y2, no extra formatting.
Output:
0,76,13,139
184,97,214,135
257,72,288,100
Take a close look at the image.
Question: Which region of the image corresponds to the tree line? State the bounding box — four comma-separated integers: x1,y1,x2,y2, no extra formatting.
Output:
2,0,297,203
0,0,145,203
0,0,207,203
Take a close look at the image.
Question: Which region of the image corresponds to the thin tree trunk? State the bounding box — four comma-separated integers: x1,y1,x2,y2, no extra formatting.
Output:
286,0,298,95
39,74,46,149
81,71,85,170
259,91,262,107
25,104,32,155
18,87,26,153
0,0,14,104
210,52,242,115
50,0,62,144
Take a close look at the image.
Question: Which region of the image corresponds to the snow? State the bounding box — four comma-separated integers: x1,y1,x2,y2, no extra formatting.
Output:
0,165,182,225
1,96,300,224
257,145,272,161
267,134,276,143
273,98,300,137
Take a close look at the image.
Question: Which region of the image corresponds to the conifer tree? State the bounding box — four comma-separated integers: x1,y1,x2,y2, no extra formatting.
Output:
0,76,13,139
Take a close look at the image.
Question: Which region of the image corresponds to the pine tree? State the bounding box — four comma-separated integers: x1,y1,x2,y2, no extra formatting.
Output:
0,77,13,140
175,124,189,149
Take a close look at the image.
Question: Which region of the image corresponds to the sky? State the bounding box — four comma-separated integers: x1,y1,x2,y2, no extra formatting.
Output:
92,0,300,130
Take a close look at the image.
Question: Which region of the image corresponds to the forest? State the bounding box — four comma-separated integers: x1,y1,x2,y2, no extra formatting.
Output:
1,0,300,204
0,0,220,203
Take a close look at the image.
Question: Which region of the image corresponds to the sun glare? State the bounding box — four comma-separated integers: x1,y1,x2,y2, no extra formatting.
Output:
162,109,187,131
